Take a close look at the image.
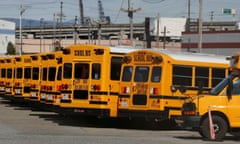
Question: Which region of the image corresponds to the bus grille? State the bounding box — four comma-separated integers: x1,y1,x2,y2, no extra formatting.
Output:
132,94,147,105
73,90,88,99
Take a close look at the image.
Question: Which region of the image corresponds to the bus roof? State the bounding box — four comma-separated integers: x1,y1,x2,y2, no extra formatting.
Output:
109,46,139,54
143,48,229,64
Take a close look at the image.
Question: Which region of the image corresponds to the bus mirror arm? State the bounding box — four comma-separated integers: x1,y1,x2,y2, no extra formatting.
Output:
227,79,233,100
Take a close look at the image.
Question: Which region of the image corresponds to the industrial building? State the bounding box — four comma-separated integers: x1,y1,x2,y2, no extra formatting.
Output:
0,19,15,54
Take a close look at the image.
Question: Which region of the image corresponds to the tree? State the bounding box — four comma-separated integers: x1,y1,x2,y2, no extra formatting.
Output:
6,42,16,55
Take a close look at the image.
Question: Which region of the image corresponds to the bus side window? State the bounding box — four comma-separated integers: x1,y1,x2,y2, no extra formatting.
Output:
92,64,101,80
122,66,132,82
232,78,240,95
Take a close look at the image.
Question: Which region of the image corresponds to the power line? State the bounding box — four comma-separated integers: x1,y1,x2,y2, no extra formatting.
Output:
114,0,124,22
142,0,165,4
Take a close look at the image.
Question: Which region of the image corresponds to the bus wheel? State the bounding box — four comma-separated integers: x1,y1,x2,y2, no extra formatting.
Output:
200,115,228,141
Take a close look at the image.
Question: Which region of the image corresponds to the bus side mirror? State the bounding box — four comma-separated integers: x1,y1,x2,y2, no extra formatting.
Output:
227,79,233,99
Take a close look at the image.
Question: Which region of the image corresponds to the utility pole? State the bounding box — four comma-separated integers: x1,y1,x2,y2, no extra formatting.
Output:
79,0,84,25
19,4,30,55
57,1,64,45
53,13,56,51
186,0,191,32
73,16,78,45
198,0,203,53
121,0,141,46
40,18,44,52
156,13,160,48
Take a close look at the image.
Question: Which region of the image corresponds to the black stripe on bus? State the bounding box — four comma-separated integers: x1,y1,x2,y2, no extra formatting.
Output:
119,95,130,98
89,101,107,105
90,91,119,96
149,95,187,100
165,106,182,111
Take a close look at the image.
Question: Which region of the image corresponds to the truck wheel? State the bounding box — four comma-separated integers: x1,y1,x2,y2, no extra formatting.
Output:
200,115,228,140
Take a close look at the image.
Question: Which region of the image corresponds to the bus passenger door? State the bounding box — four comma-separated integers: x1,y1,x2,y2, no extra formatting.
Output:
227,78,240,126
119,66,150,109
73,62,90,102
131,66,150,108
148,66,163,111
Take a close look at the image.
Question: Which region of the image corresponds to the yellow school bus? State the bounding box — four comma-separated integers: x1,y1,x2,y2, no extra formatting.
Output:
4,57,15,98
118,49,229,121
58,44,136,117
39,51,62,106
0,58,6,95
44,51,63,106
13,55,32,100
28,54,42,101
180,53,240,140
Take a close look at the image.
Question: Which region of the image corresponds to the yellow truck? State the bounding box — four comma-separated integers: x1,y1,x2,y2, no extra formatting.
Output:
179,53,240,140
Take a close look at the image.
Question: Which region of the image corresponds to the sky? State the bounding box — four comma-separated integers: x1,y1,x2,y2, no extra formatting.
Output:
0,0,240,23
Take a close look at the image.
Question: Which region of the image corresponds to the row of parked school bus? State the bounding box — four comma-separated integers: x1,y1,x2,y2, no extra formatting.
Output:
0,44,240,140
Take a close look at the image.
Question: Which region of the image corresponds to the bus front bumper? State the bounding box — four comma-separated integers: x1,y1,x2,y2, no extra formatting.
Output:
176,115,201,129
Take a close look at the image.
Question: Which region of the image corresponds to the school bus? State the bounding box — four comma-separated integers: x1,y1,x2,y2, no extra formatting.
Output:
28,54,42,101
58,44,136,117
0,58,6,95
13,55,32,100
40,52,57,103
4,57,15,98
44,51,63,106
118,49,229,121
180,53,240,140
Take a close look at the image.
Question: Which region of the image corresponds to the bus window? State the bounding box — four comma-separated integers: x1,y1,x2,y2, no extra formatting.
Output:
195,67,209,87
57,66,62,80
173,65,192,86
48,67,56,81
134,66,149,82
151,66,161,82
63,63,72,79
16,68,23,79
32,67,39,80
75,63,89,79
232,78,240,95
1,69,6,78
212,68,226,87
24,67,31,79
122,66,132,82
42,68,47,81
7,68,12,78
111,57,122,80
92,64,101,80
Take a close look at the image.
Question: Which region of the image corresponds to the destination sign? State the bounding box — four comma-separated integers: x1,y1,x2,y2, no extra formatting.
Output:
133,54,153,62
74,50,91,56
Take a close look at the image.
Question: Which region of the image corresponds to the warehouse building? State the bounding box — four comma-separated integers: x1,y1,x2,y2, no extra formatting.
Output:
0,19,15,54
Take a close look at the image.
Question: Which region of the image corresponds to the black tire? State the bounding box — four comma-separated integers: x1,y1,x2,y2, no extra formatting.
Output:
200,115,228,141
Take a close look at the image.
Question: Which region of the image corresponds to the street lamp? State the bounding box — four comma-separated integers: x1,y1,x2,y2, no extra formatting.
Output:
19,4,30,56
40,18,44,52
